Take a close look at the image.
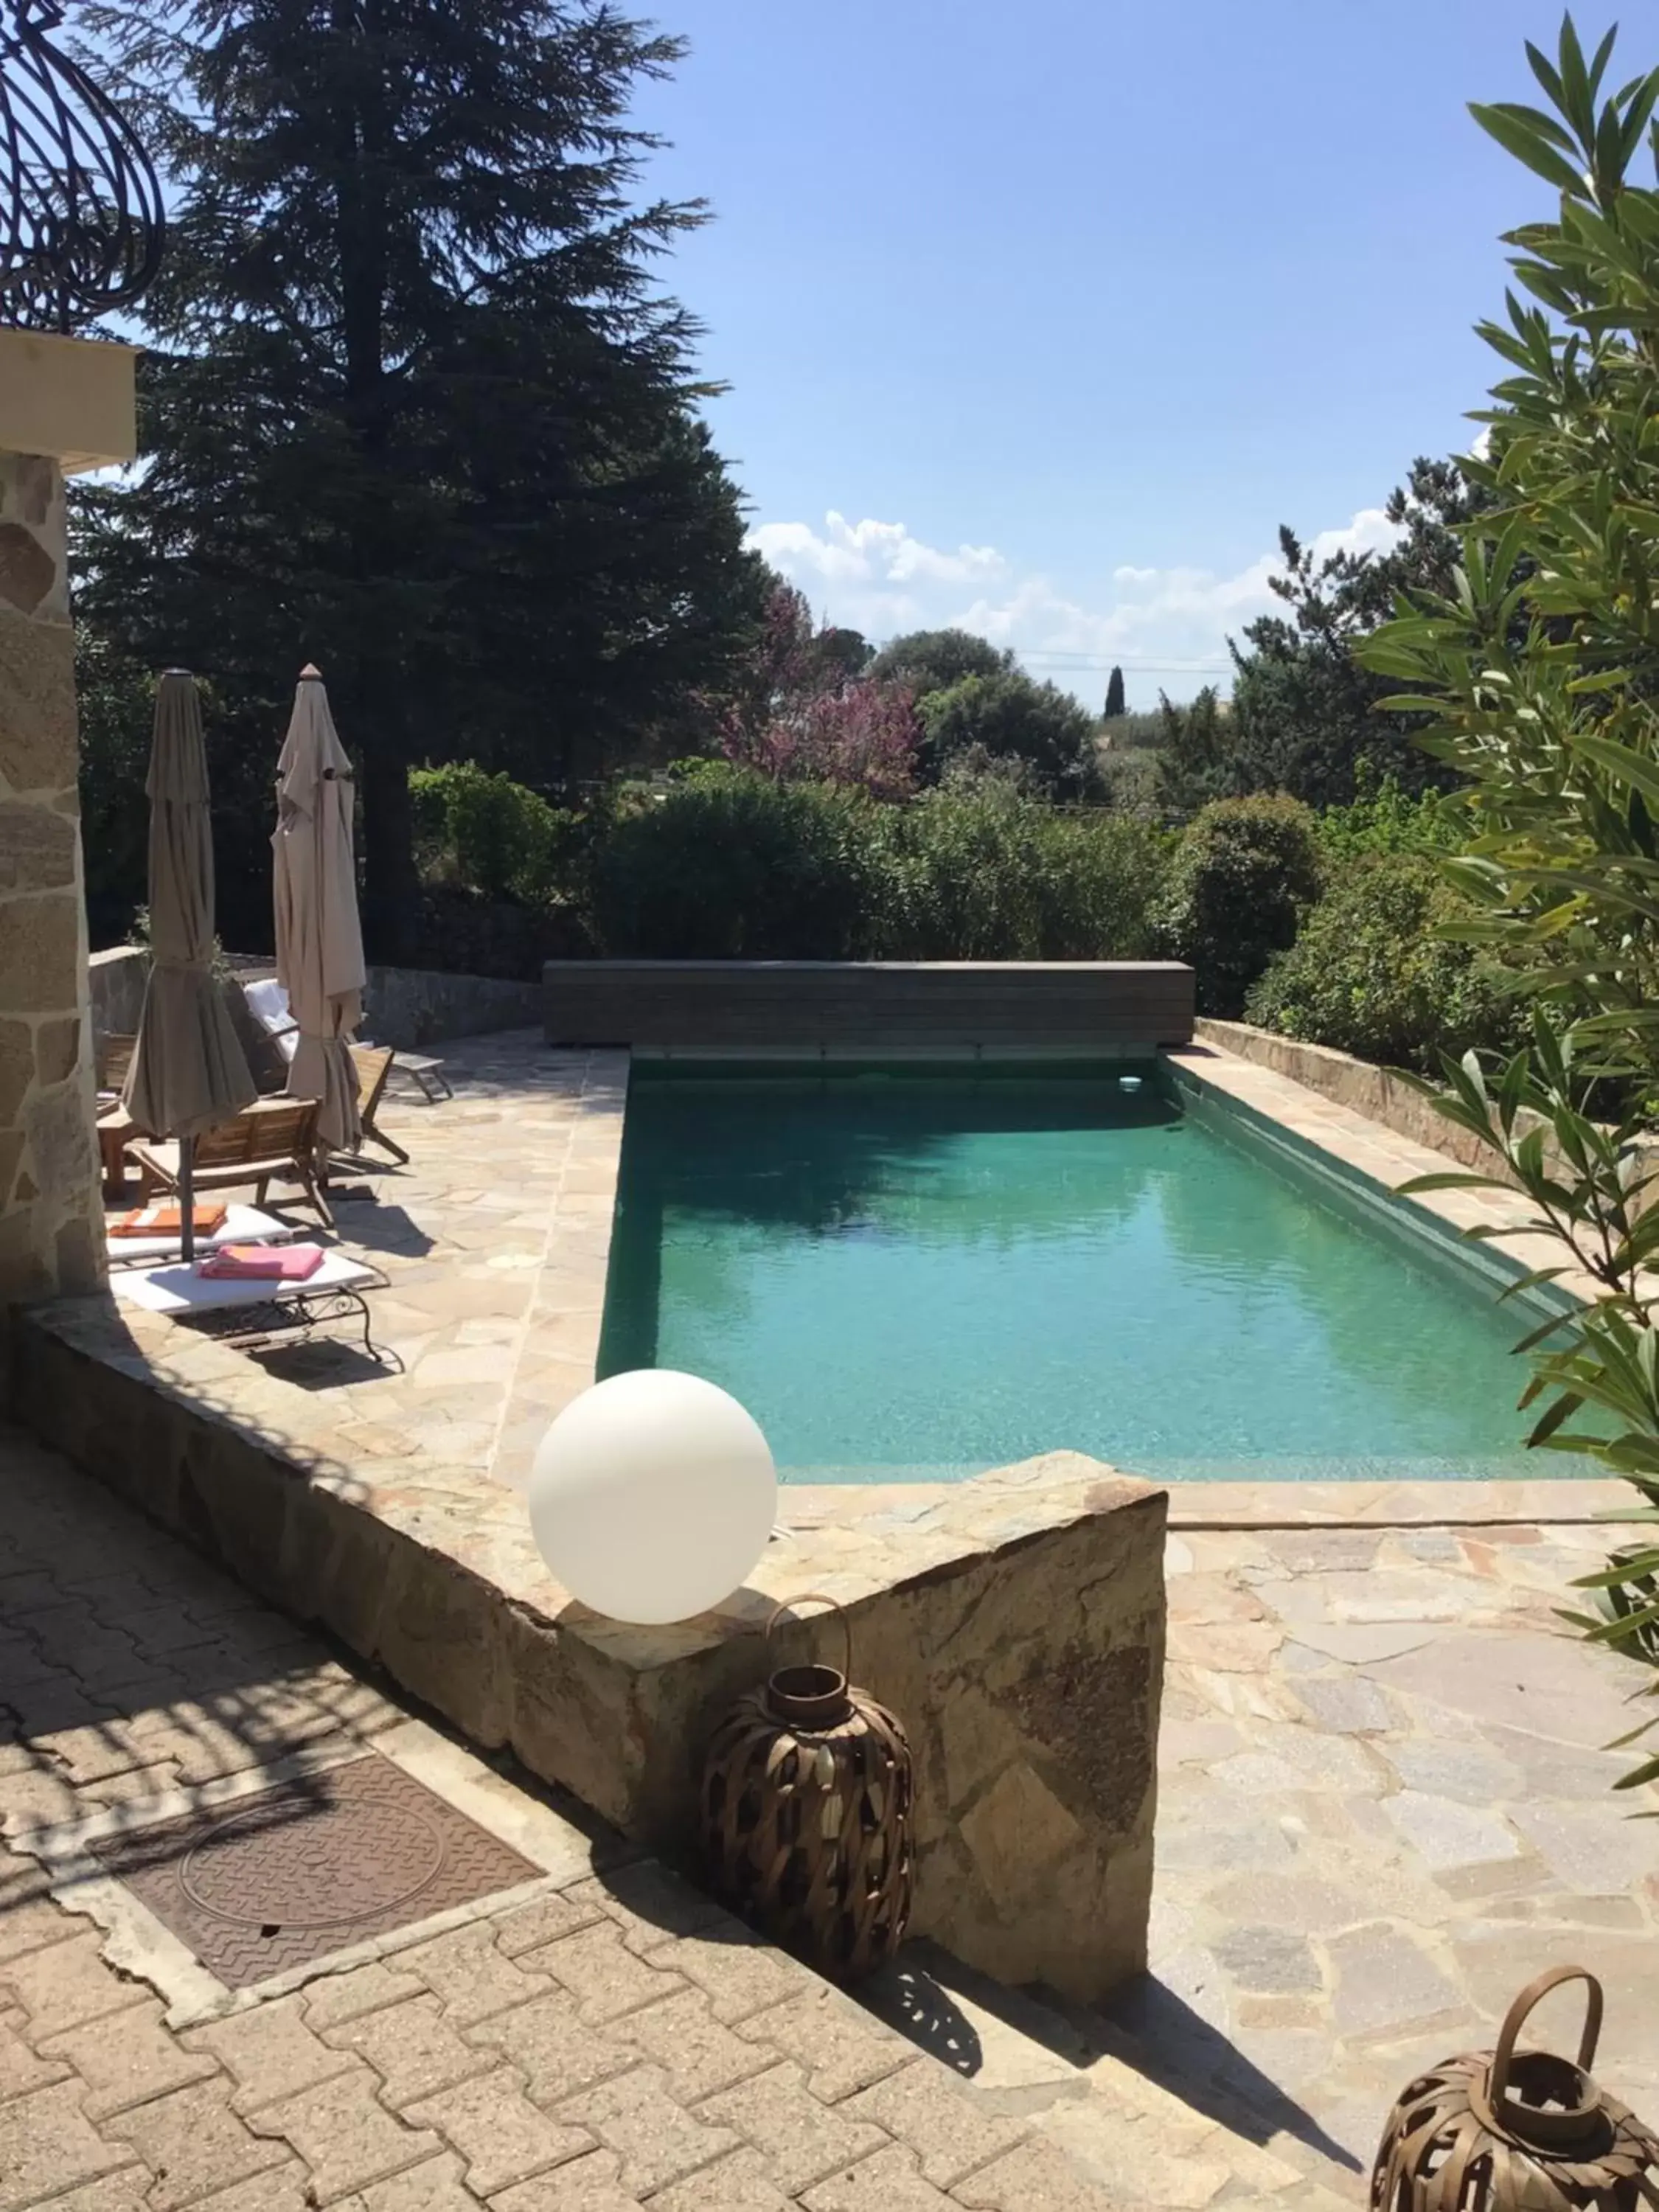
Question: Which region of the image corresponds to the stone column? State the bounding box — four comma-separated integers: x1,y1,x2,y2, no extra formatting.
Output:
0,329,139,1307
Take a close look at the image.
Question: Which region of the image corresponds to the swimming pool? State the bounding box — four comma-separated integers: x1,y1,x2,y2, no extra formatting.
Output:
597,1060,1582,1484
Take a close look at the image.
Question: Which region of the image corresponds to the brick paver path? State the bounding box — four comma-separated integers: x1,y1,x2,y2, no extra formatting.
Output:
0,1426,1133,2212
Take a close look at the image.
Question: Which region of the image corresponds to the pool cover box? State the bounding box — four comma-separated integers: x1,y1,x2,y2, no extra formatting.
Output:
544,959,1195,1054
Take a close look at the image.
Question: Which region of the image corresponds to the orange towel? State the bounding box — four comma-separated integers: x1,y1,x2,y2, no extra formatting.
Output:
111,1204,229,1239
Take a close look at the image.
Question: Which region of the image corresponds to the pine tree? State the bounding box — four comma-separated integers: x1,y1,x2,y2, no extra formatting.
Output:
1103,664,1126,720
76,0,765,957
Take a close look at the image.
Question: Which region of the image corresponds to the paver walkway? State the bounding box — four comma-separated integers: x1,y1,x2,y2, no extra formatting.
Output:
0,1424,1170,2212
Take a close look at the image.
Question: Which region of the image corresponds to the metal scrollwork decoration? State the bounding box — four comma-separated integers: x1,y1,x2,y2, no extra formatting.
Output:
1,0,165,331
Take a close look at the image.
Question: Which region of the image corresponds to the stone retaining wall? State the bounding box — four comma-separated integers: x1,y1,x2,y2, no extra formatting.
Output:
10,1287,1166,2004
365,962,545,1051
88,943,148,1036
95,948,546,1062
1196,1015,1659,1207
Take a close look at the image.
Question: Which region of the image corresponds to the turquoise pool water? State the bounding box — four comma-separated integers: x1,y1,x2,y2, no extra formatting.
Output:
598,1062,1579,1484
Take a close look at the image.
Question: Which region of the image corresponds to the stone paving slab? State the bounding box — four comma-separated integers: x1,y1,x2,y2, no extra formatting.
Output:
849,1520,1659,2207
1135,1522,1658,2186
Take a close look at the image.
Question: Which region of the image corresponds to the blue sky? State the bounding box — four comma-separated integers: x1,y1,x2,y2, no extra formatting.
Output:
629,0,1576,706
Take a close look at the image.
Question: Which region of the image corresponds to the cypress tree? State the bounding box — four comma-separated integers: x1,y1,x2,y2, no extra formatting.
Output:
76,0,765,956
1103,664,1127,720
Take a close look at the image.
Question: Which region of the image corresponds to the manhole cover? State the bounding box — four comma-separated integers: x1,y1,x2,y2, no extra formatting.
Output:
92,1754,538,1988
180,1791,448,1930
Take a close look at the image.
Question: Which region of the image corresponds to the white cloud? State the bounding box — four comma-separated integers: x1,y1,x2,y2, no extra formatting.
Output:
748,505,1404,705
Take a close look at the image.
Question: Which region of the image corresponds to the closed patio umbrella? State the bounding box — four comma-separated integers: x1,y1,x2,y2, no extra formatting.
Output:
273,666,365,1152
122,669,258,1261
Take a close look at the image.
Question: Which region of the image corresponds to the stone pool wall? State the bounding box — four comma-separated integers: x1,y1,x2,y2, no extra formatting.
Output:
10,1273,1168,2003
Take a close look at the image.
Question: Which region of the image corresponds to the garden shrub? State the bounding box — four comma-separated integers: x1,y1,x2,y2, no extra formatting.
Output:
1312,773,1464,866
1245,854,1525,1072
588,765,876,958
409,762,577,905
585,768,1168,961
866,784,1166,959
916,671,1100,797
1150,793,1322,1016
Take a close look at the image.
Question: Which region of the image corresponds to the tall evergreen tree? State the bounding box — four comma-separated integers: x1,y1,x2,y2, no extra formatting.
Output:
1224,459,1495,806
76,0,766,956
1103,664,1126,720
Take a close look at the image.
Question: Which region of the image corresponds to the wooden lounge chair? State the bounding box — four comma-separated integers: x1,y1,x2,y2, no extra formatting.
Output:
347,1043,410,1166
96,1032,137,1105
131,1097,333,1229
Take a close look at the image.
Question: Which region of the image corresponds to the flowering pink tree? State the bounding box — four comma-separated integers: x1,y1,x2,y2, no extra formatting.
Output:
720,582,920,797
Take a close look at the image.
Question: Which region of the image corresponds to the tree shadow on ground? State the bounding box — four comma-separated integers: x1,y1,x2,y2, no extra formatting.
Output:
322,1200,436,1259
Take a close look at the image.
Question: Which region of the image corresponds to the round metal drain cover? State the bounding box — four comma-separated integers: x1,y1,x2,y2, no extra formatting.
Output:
181,1789,448,1931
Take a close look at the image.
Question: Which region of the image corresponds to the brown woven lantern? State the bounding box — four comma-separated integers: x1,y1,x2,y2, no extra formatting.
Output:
700,1593,914,1985
1371,1968,1659,2212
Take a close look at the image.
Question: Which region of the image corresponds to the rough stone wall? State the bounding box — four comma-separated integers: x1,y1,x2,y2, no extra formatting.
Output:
88,943,149,1037
1194,1015,1659,1212
364,961,545,1051
0,451,104,1304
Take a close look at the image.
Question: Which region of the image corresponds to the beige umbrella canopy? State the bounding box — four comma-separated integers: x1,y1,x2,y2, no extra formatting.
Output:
122,670,258,1259
273,667,365,1152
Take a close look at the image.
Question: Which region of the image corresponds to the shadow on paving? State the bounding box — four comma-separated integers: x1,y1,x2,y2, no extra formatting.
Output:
864,1941,1362,2180
1102,1974,1363,2172
0,1425,396,1841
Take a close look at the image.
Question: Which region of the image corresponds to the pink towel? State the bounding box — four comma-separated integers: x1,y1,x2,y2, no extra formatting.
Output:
198,1242,325,1282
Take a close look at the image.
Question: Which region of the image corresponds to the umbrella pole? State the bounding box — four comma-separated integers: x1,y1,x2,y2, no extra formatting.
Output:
179,1136,196,1264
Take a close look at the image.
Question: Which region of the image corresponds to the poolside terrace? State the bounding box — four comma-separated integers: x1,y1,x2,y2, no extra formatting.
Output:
6,1026,1656,2189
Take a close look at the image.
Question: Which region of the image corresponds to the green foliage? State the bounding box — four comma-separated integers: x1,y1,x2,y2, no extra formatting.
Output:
1155,686,1236,817
1223,460,1491,807
76,631,158,944
1099,709,1166,751
77,0,766,959
1397,1016,1659,1722
587,767,1167,961
1359,15,1659,1779
1246,855,1526,1071
589,767,877,959
1097,746,1163,818
867,628,1013,697
1103,665,1127,720
867,783,1167,960
1151,795,1323,1017
917,671,1099,797
1312,773,1468,865
408,764,577,905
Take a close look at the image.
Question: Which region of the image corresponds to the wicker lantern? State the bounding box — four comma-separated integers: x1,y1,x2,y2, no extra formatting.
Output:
1371,1968,1659,2212
700,1594,914,1985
